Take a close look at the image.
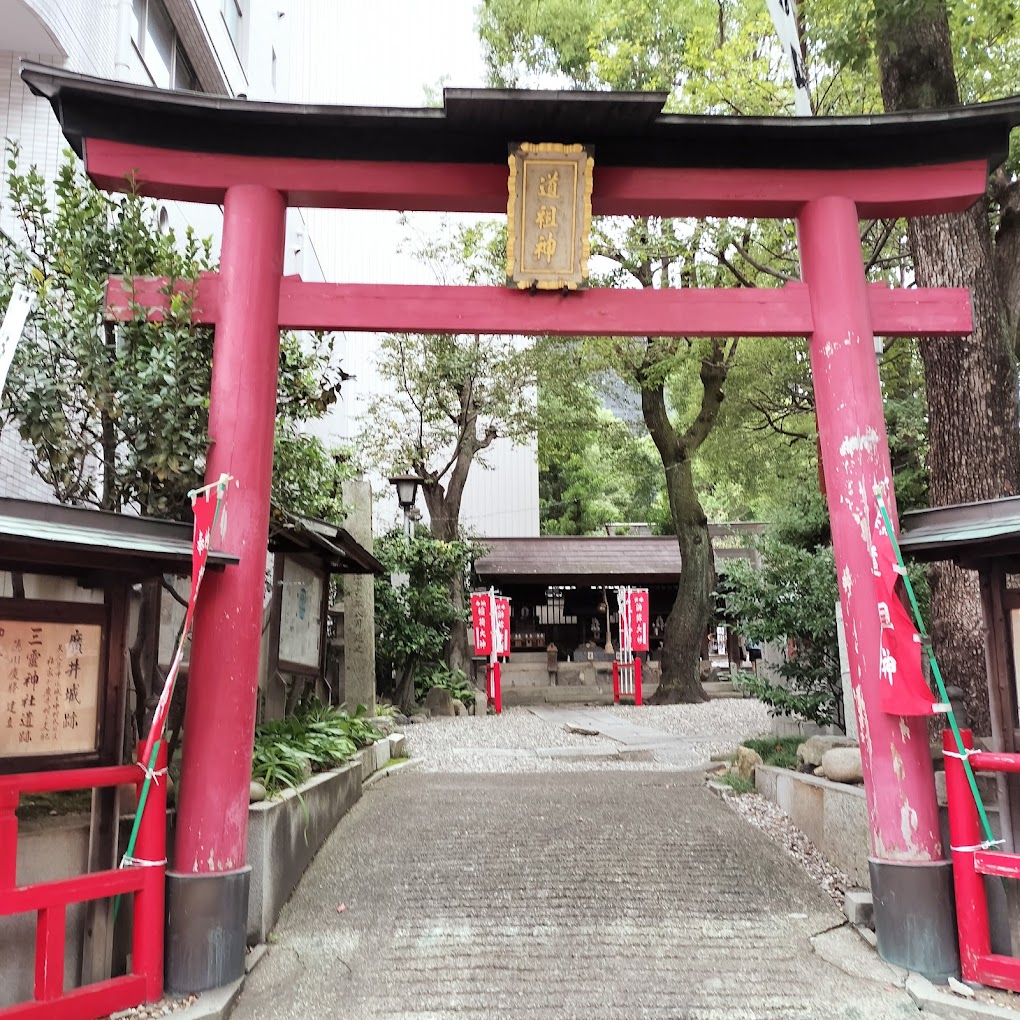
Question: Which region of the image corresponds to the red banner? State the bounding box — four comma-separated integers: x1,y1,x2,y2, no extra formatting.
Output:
495,596,511,656
139,476,228,767
471,592,493,656
626,589,650,652
872,503,936,716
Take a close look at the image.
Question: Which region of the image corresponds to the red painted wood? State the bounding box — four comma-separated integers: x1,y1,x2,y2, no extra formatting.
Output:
84,139,988,219
106,276,973,338
974,953,1020,993
944,730,993,981
969,750,1020,774
1,868,142,913
131,741,167,1002
0,975,146,1020
175,185,287,876
973,850,1020,880
0,765,138,796
802,195,942,865
34,907,65,1000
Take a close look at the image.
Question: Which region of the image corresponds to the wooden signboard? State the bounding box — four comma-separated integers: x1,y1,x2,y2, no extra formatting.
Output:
1,615,102,757
506,142,594,291
277,557,325,674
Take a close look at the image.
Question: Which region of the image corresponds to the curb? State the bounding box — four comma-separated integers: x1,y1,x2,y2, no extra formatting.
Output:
363,757,418,790
907,973,1020,1020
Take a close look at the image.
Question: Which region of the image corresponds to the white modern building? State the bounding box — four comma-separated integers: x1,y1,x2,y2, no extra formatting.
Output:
1,0,539,536
0,0,327,500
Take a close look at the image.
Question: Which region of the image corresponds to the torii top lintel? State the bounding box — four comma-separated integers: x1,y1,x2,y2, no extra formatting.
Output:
20,62,1020,220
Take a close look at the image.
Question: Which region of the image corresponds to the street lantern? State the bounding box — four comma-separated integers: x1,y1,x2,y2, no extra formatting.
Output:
388,472,422,511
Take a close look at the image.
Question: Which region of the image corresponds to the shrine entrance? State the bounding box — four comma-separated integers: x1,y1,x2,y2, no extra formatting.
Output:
21,61,1020,992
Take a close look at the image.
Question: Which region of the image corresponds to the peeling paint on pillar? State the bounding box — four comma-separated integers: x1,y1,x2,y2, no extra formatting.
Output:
799,195,942,865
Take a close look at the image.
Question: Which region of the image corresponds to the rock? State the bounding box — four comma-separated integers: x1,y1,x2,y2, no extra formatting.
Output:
372,716,397,736
814,766,825,777
735,745,763,780
565,724,600,736
424,687,456,717
453,699,467,717
392,712,410,727
473,690,488,716
821,746,864,783
249,781,267,803
797,734,858,769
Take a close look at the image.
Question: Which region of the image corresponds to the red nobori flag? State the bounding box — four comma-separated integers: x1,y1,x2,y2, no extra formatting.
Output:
471,593,493,657
872,504,938,716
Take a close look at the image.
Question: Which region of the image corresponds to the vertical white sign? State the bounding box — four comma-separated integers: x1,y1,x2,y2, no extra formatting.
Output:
765,0,812,116
0,284,33,400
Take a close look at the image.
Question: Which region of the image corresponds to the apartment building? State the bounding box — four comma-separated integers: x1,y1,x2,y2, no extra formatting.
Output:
0,0,325,499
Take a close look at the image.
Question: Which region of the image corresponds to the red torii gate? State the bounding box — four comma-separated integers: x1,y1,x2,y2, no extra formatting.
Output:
21,63,1020,992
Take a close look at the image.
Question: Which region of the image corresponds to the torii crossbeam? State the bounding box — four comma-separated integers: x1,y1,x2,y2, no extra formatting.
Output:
22,61,1020,993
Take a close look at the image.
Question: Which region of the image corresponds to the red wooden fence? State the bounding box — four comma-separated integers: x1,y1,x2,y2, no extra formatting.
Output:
0,744,167,1020
944,728,1020,992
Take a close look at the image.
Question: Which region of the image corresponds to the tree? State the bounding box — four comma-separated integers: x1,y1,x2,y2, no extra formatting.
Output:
477,0,849,701
373,531,476,713
0,146,352,748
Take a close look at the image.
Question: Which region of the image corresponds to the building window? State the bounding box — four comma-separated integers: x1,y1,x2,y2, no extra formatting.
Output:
223,0,245,56
131,0,202,91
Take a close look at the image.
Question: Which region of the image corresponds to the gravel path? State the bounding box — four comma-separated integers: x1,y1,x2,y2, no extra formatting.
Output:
404,701,770,773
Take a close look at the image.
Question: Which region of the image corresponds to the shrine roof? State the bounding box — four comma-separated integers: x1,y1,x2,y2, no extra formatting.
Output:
20,63,1020,172
900,496,1020,569
0,498,238,582
474,533,758,587
268,506,383,575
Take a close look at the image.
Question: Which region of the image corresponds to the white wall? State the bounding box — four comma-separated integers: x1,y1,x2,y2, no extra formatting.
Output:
0,0,313,502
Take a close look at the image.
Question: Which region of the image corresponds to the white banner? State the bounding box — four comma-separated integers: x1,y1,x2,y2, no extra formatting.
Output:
765,0,812,116
0,284,34,399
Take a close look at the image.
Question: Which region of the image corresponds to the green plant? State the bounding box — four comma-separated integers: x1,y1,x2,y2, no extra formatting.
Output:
251,704,382,797
717,774,755,795
415,663,475,707
739,736,806,771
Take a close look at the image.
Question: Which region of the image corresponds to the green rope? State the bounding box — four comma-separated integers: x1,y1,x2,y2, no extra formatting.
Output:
113,739,162,922
874,488,996,846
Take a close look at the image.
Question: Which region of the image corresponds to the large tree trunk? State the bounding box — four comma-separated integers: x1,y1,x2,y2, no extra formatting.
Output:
877,5,1020,737
421,481,472,679
638,341,733,703
657,455,713,703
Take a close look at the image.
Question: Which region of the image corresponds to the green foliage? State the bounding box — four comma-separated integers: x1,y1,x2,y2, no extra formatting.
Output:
414,663,476,706
739,735,807,770
374,531,478,708
717,773,756,795
0,145,350,520
271,425,356,524
251,702,382,797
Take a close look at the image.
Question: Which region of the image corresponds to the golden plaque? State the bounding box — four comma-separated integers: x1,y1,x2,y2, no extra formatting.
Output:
506,142,594,290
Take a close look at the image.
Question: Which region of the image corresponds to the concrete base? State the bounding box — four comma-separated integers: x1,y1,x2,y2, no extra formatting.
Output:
870,857,959,980
246,762,362,943
755,764,871,888
166,867,250,994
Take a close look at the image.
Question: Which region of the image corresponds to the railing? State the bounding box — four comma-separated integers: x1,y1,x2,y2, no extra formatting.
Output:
0,743,167,1020
612,659,643,705
944,728,1020,992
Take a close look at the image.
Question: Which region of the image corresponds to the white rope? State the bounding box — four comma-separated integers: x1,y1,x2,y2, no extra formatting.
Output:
120,855,168,868
950,839,1005,853
136,763,168,785
943,748,974,761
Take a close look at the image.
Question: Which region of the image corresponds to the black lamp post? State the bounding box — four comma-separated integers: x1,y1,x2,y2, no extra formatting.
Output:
388,472,423,541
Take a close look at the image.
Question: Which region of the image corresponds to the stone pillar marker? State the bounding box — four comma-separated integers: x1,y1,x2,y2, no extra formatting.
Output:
342,478,376,714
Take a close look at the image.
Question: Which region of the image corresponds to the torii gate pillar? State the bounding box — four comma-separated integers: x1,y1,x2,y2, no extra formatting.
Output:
166,184,286,993
800,196,955,976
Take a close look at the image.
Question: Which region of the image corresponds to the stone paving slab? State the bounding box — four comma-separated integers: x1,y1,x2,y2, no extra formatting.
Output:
232,770,919,1020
